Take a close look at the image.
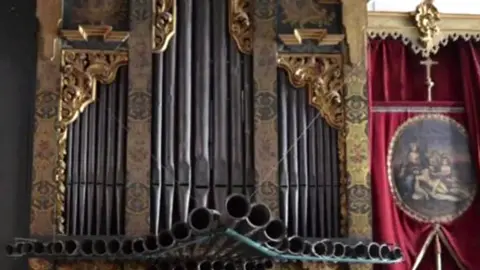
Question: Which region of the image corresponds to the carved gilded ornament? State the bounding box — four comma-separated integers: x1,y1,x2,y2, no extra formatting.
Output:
414,0,440,48
153,0,176,52
229,0,252,54
277,54,344,130
368,6,480,57
55,50,128,234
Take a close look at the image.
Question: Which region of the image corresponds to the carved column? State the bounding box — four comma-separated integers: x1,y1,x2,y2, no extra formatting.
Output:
342,1,371,270
253,0,279,214
30,0,62,269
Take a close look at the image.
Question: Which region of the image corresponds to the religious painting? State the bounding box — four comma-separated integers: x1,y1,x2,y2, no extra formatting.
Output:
387,114,477,223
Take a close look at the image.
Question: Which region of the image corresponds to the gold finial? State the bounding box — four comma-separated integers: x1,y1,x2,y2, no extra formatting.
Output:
414,0,440,48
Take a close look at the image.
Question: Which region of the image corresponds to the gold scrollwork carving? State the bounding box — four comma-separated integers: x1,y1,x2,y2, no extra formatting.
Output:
277,54,344,130
153,0,177,52
229,0,252,54
414,0,440,49
55,50,128,234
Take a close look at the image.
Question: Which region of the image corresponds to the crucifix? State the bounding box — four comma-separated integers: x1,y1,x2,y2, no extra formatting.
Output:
420,57,438,102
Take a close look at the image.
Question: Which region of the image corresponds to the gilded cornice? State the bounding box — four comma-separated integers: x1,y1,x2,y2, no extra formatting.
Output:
277,53,344,130
55,50,128,234
153,0,177,52
229,0,252,54
368,11,480,57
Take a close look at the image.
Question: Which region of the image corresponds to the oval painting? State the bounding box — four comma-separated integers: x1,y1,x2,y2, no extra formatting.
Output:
388,114,477,223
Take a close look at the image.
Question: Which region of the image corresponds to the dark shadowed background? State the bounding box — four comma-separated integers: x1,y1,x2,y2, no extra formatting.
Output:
0,0,37,269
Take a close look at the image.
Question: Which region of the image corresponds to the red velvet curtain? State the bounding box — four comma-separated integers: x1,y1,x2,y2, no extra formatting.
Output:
369,38,480,270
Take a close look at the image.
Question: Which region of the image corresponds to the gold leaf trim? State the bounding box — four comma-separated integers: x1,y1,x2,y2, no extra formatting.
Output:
153,0,176,52
277,53,344,130
368,11,480,57
278,29,344,46
229,0,252,54
60,25,129,43
55,50,128,234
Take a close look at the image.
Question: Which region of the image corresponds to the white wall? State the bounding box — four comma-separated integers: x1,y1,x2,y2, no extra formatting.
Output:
368,0,480,14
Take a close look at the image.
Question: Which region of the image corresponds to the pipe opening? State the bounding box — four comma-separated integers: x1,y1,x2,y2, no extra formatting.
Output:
52,241,63,254
132,239,145,253
144,236,158,251
248,204,271,227
81,240,93,255
303,241,312,255
159,230,175,248
225,262,236,270
172,222,191,241
107,239,121,254
244,261,255,270
93,240,107,255
199,261,212,270
65,240,77,255
256,262,266,270
21,243,33,254
379,245,390,259
33,242,45,254
390,247,402,260
265,219,286,241
368,243,380,258
121,240,133,255
225,194,250,218
189,208,212,231
212,261,223,270
333,242,345,257
313,241,326,256
264,259,274,269
354,243,368,258
5,244,14,255
288,236,304,254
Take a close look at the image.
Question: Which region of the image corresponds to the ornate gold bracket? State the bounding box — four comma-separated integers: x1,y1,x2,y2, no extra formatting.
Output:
60,25,130,42
55,50,128,234
229,0,253,54
278,29,344,46
153,0,177,52
277,53,344,130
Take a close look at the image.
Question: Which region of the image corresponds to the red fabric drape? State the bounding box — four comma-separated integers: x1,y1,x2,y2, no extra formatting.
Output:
369,38,480,270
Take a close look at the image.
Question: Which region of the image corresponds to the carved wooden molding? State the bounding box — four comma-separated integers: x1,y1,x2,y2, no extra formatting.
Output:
229,0,252,54
60,25,129,43
278,29,344,46
368,9,480,57
153,0,177,52
54,50,128,234
277,53,344,130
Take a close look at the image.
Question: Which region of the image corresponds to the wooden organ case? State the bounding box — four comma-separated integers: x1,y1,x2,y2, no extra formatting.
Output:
28,0,372,270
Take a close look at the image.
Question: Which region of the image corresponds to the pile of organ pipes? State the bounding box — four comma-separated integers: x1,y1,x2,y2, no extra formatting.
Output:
5,194,403,266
